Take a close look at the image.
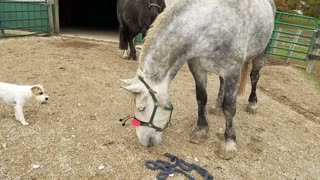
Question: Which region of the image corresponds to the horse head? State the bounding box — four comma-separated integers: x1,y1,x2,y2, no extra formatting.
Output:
121,74,173,147
148,0,166,22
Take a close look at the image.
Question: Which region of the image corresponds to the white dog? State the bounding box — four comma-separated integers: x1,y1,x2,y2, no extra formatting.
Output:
0,82,49,125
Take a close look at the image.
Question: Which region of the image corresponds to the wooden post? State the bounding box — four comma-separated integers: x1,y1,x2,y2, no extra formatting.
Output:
48,0,54,35
306,59,315,73
306,30,320,74
54,0,60,33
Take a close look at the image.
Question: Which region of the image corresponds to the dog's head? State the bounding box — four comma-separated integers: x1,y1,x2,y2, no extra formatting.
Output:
31,85,49,104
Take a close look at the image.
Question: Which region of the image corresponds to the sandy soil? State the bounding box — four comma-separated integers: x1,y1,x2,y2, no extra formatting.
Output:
0,36,320,179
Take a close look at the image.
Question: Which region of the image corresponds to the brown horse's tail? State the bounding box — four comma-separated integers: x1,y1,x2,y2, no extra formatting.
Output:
238,61,250,96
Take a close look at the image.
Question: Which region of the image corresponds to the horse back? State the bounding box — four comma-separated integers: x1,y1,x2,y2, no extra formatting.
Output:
184,0,275,60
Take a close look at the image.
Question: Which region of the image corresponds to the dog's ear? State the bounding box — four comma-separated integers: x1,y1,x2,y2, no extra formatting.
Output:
31,86,43,95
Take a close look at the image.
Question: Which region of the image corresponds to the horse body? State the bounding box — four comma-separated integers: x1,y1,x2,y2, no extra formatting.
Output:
117,0,165,60
122,0,275,159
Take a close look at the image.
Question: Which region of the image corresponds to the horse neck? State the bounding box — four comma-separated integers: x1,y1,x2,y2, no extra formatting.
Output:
139,50,187,89
138,0,190,90
139,27,187,85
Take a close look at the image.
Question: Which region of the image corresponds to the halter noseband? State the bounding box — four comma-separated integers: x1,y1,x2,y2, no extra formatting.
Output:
148,0,164,11
134,76,173,132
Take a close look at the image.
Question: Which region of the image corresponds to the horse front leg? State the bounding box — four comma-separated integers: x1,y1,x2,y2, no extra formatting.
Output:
246,56,265,113
128,33,137,60
219,72,240,160
188,61,209,144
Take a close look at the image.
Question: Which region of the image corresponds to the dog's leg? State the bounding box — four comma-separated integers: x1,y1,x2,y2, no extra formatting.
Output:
14,104,29,126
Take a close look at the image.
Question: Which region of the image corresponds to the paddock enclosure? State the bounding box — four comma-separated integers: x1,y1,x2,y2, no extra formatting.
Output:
0,37,320,179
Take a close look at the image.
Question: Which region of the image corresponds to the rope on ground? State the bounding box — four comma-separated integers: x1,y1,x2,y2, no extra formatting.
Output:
145,153,214,180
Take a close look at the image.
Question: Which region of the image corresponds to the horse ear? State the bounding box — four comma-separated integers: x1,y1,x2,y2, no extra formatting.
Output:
120,83,144,94
120,77,138,85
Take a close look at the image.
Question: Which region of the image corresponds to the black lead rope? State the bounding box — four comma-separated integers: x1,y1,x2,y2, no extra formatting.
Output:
145,153,214,180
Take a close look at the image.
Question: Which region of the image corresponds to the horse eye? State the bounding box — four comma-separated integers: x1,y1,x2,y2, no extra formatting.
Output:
138,107,145,111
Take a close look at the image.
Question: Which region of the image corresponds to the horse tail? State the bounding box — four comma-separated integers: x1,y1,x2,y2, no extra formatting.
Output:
238,61,250,96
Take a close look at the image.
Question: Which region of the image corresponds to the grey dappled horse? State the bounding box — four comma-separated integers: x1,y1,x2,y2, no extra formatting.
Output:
121,0,276,159
117,0,166,60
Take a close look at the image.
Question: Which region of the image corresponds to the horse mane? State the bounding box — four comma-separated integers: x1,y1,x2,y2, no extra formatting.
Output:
139,0,186,64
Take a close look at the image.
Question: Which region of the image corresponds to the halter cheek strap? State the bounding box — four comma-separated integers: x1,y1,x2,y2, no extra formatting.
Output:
133,76,173,132
148,0,164,10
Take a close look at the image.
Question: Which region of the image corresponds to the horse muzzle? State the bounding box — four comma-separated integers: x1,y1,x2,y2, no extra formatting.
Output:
136,126,163,147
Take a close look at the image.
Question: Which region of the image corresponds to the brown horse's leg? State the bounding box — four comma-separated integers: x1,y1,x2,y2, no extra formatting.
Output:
119,27,128,50
128,33,138,60
119,26,130,59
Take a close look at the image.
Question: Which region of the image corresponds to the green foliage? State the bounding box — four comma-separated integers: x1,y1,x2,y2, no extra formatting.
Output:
274,0,300,13
274,0,320,20
301,0,320,20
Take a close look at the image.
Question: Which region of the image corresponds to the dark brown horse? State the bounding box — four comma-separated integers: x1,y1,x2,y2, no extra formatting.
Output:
117,0,166,60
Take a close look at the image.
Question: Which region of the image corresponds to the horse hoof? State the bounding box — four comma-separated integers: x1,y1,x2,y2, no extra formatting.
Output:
131,55,137,60
121,54,129,59
128,56,137,60
246,102,258,114
219,140,238,160
128,52,137,60
121,55,129,59
209,106,223,115
190,126,209,144
121,50,129,59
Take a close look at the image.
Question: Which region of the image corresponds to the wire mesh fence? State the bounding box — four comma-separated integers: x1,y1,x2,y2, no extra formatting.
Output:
0,0,49,38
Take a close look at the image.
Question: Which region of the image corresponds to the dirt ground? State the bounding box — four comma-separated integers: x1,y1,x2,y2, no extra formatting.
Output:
0,36,320,179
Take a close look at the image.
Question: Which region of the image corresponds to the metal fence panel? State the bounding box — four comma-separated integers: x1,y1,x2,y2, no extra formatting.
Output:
0,0,49,38
267,11,319,61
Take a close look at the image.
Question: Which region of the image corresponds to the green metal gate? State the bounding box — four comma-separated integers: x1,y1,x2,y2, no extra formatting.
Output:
267,11,319,61
0,0,49,38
